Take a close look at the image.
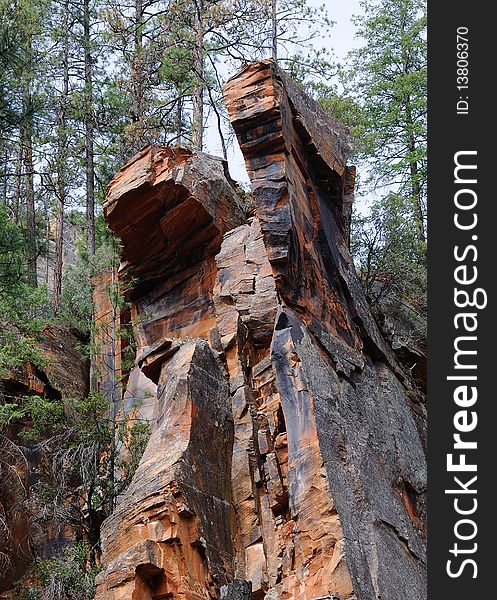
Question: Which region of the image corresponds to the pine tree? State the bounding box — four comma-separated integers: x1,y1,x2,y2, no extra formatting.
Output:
352,0,427,241
82,0,97,255
321,0,427,342
51,0,72,312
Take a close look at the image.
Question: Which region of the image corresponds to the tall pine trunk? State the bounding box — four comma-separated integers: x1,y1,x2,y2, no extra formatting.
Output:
128,0,144,154
271,0,278,61
83,0,95,256
192,0,204,149
23,82,37,288
52,2,70,313
53,168,65,312
405,97,425,244
12,126,24,224
408,141,425,243
176,95,183,145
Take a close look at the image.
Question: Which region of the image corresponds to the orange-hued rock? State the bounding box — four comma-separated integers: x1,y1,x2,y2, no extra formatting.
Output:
103,146,245,364
93,60,426,600
103,146,245,299
94,341,235,600
94,148,245,600
224,60,426,600
212,218,353,600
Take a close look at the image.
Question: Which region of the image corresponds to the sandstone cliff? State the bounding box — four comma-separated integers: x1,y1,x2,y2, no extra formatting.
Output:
93,60,427,600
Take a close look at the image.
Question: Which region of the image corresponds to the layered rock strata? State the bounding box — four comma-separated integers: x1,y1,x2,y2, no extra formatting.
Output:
94,60,426,600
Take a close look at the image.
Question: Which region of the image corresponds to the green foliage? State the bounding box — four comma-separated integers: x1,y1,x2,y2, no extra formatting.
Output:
0,208,50,376
19,395,66,441
0,7,25,130
319,0,426,203
0,388,150,566
161,45,194,91
319,0,427,341
0,403,25,427
351,195,426,310
117,420,150,486
57,257,94,335
120,326,137,374
92,79,131,195
0,283,49,332
0,0,49,137
0,328,46,379
0,204,26,293
349,0,427,214
57,216,120,334
0,279,50,377
352,0,427,337
33,541,100,600
233,184,253,210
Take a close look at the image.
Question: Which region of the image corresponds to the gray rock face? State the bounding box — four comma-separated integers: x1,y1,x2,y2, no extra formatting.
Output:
220,580,253,600
271,310,426,600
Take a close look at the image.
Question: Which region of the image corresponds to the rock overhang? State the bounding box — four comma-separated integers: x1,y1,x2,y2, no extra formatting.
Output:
104,145,246,300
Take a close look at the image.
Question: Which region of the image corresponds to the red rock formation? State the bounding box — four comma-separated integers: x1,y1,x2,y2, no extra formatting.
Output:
212,218,353,599
224,60,426,600
94,147,245,600
94,61,426,600
96,340,234,600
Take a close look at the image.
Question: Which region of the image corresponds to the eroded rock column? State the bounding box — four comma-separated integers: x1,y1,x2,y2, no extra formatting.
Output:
94,147,245,599
224,60,427,600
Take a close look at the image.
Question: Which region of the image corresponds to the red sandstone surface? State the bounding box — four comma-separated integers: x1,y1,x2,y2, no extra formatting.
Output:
93,61,426,600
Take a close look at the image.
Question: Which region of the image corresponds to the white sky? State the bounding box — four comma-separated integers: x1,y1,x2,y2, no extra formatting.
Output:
204,0,363,184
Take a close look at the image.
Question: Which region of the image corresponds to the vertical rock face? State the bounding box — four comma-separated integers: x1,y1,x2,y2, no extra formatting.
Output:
96,340,234,600
223,61,427,600
94,147,244,600
95,61,426,600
